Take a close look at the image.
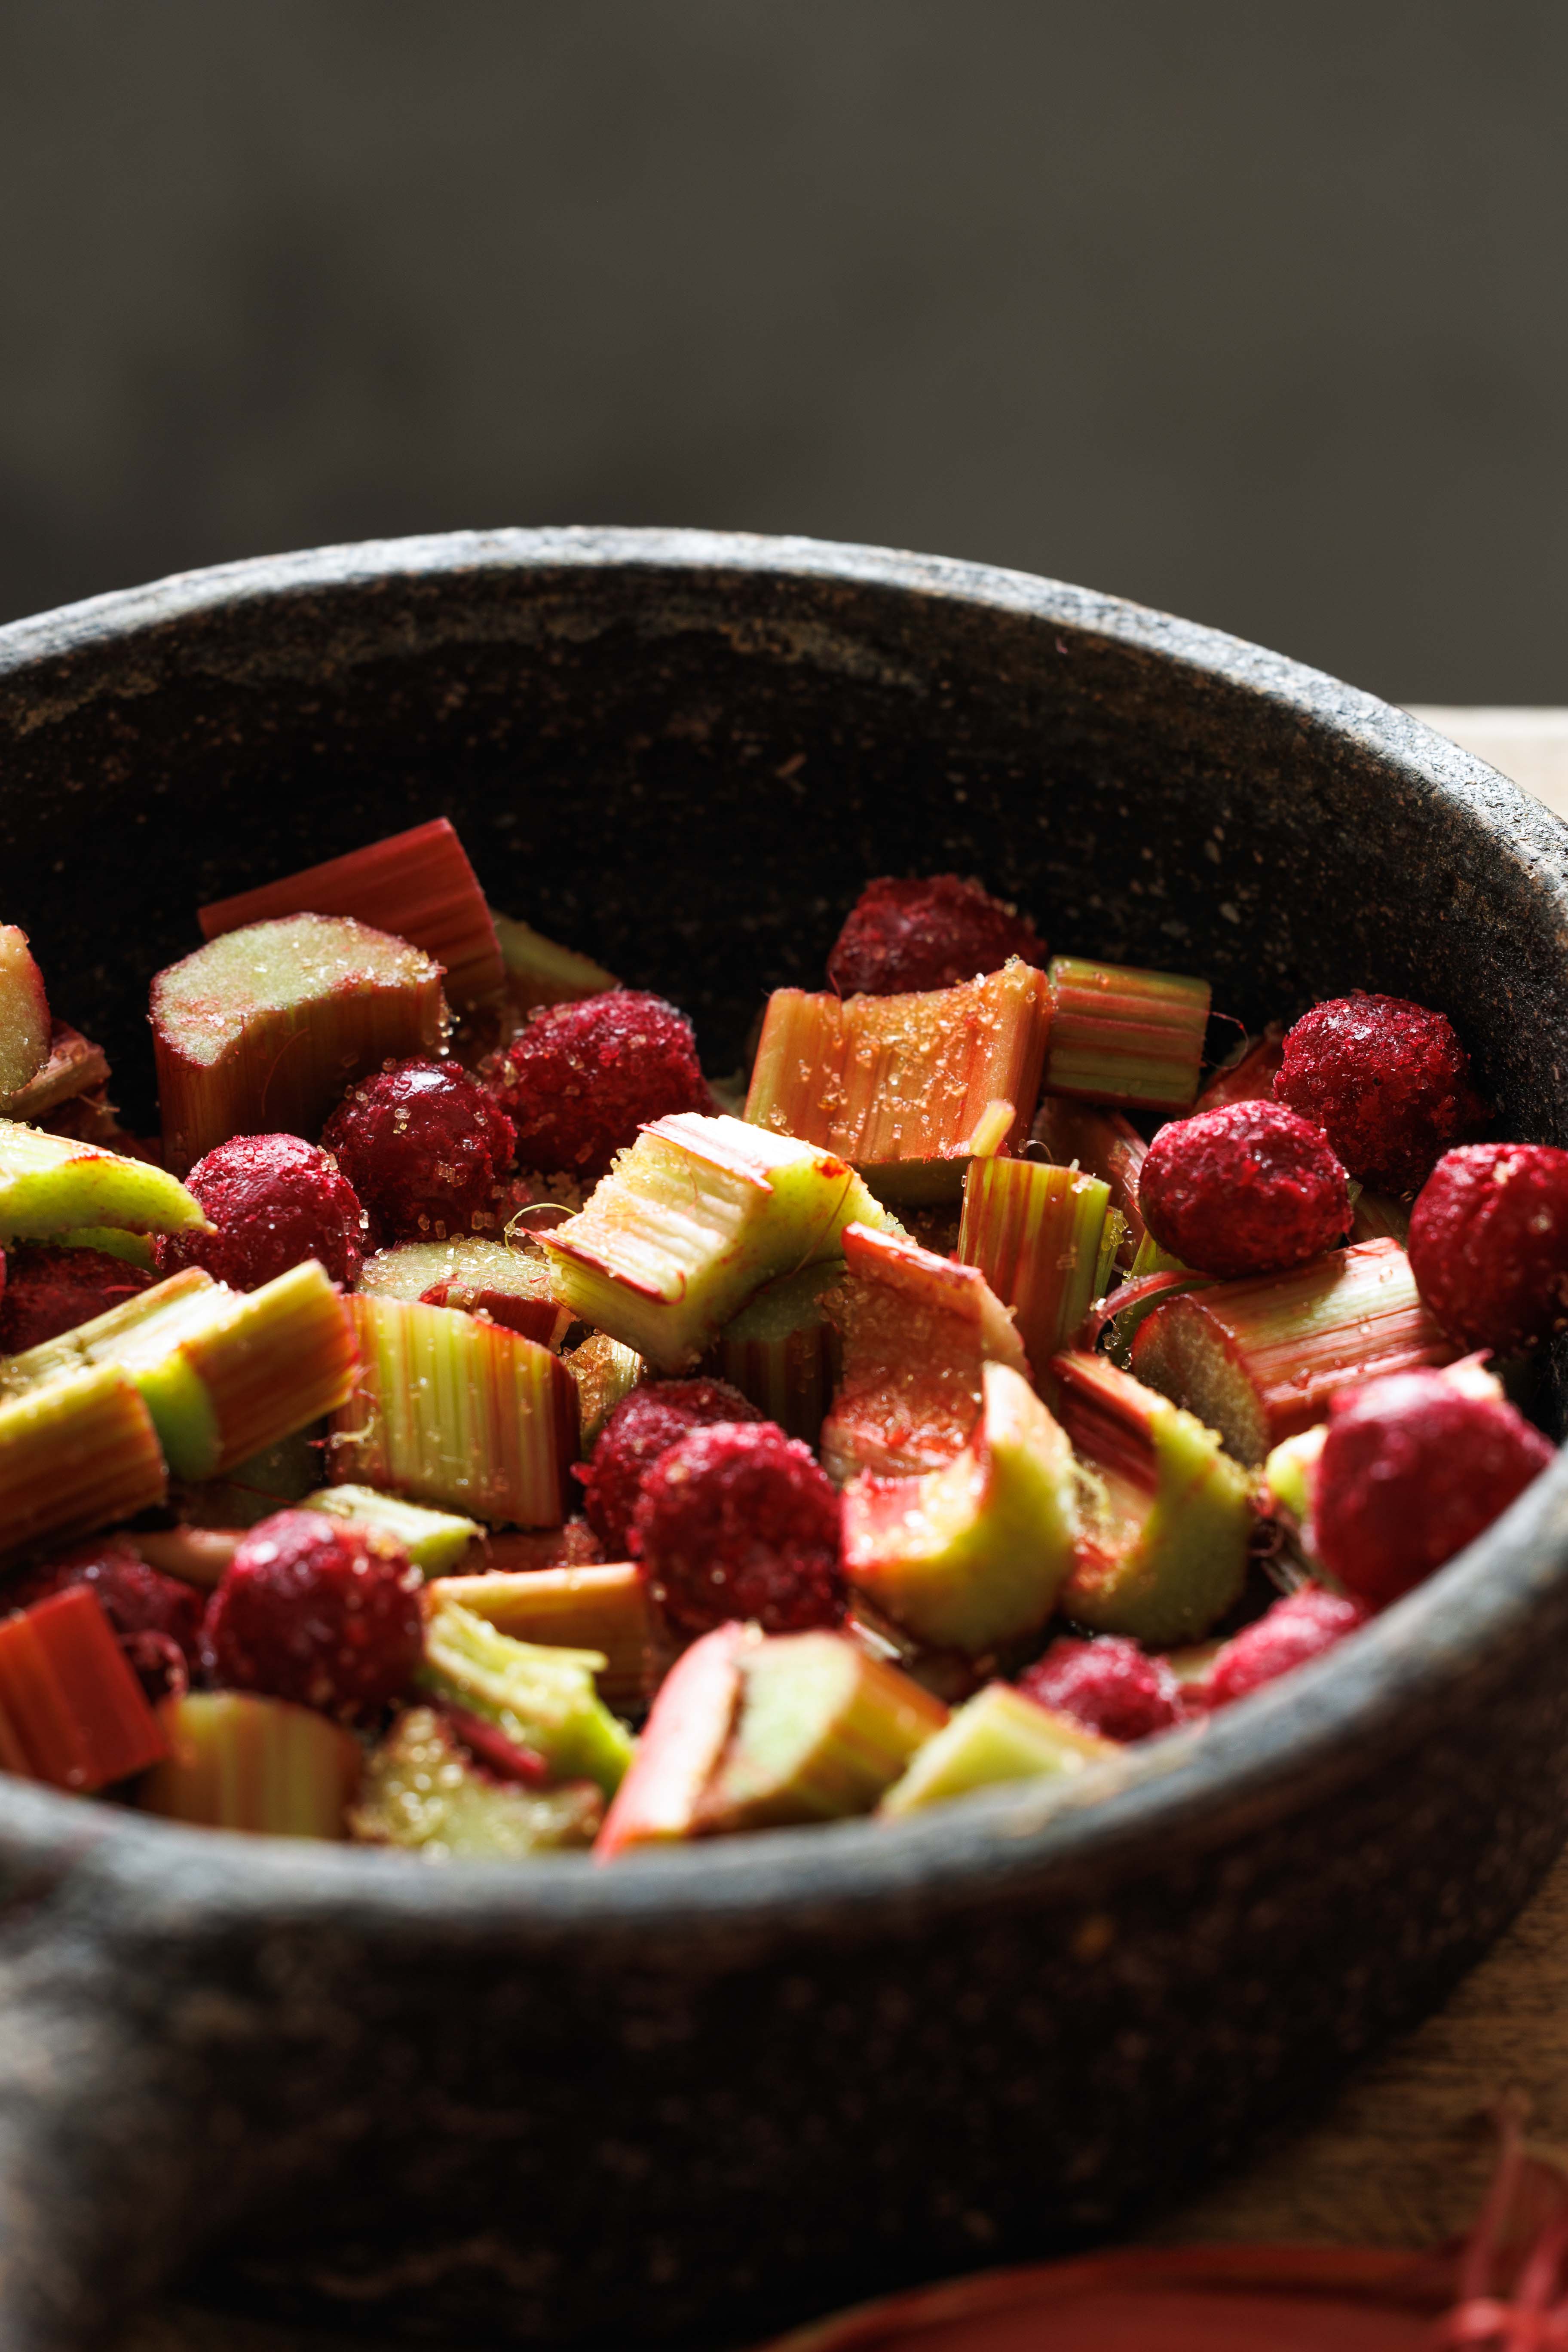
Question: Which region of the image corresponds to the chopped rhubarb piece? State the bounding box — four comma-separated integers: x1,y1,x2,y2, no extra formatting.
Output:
483,990,711,1181
331,1293,578,1527
1408,1142,1568,1354
0,1364,166,1567
4,1022,110,1124
0,1586,168,1791
594,1620,751,1859
300,1485,482,1576
0,925,50,1104
203,1508,423,1721
879,1680,1120,1818
1260,1423,1327,1531
6,1260,358,1480
958,1157,1110,1381
420,1596,632,1794
696,1630,949,1832
173,1426,324,1533
563,1329,645,1449
1017,1635,1184,1742
427,1564,653,1711
5,1537,202,1700
821,1219,1026,1485
717,1261,842,1445
141,1690,362,1837
0,1119,206,1243
357,1235,569,1349
634,1420,845,1639
1312,1369,1553,1608
199,818,504,1010
1194,1023,1286,1113
1129,1235,1456,1465
1045,956,1211,1113
157,1133,365,1292
1350,1187,1411,1246
539,1113,899,1370
129,1525,244,1590
842,1360,1077,1654
322,1059,517,1246
0,1242,153,1352
53,1227,157,1271
352,1705,601,1856
825,875,1046,997
482,1519,604,1571
577,1376,760,1555
491,911,619,1017
1202,1586,1369,1708
1274,990,1487,1192
745,959,1050,1204
1052,1351,1254,1644
152,913,445,1175
1137,1100,1351,1280
1030,1094,1148,1264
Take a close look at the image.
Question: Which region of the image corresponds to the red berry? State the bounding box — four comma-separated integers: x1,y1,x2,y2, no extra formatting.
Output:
202,1508,423,1720
5,1537,202,1699
576,1378,761,1556
1408,1142,1568,1354
827,874,1045,997
632,1421,844,1638
1273,991,1486,1193
1312,1371,1553,1609
321,1059,517,1246
0,1243,152,1352
158,1132,365,1291
1138,1099,1350,1278
1017,1635,1183,1741
1203,1586,1368,1707
481,990,710,1181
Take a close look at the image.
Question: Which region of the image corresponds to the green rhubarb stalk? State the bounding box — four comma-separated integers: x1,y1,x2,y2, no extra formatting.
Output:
958,1157,1110,1381
594,1622,751,1859
0,1363,166,1565
744,959,1051,1204
879,1681,1120,1818
0,926,50,1103
141,1691,362,1837
563,1329,645,1449
491,911,618,1014
350,1706,602,1857
331,1293,578,1526
539,1112,900,1370
1045,956,1211,1113
717,1260,842,1444
301,1485,482,1576
1128,1235,1455,1465
356,1237,571,1350
0,1118,206,1243
1030,1093,1148,1262
428,1565,653,1711
419,1596,633,1795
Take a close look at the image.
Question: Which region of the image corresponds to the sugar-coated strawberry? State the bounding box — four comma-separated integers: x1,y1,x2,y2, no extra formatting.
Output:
480,990,710,1181
1408,1142,1568,1355
1273,991,1486,1193
576,1377,761,1556
157,1131,365,1291
1017,1635,1183,1741
0,1243,152,1353
3,1536,204,1699
1312,1370,1554,1609
827,874,1045,997
321,1058,517,1246
633,1421,844,1638
202,1507,423,1720
1202,1586,1368,1707
1138,1099,1350,1278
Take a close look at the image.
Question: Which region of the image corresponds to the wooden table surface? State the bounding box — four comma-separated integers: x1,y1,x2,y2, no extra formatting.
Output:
113,709,1568,2347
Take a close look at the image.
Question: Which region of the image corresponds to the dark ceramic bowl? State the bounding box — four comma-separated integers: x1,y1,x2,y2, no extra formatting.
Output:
0,530,1566,2352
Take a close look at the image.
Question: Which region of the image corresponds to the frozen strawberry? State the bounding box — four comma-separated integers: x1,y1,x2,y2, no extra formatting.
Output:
1273,991,1486,1193
0,1243,152,1353
1408,1142,1568,1354
633,1421,845,1638
1138,1099,1351,1278
576,1377,761,1556
1313,1370,1553,1609
827,874,1046,996
1017,1635,1183,1741
4,1535,203,1699
1202,1586,1368,1707
157,1131,365,1291
321,1058,517,1246
202,1507,423,1721
481,990,710,1181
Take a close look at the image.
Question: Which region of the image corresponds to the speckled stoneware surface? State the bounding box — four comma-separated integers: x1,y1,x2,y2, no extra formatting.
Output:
1,530,1567,2352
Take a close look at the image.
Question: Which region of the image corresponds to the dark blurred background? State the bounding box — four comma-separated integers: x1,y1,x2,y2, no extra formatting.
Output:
0,0,1563,701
